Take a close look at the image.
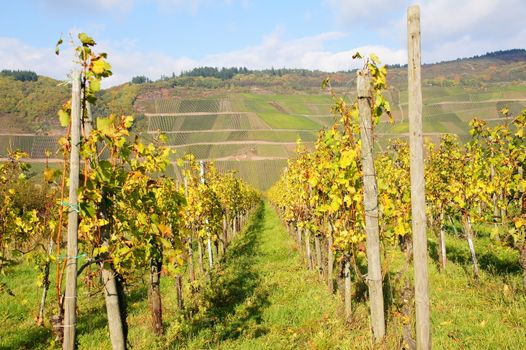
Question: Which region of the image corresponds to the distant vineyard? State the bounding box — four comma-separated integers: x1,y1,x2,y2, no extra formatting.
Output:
147,113,270,131
152,98,224,114
170,143,295,160
154,130,318,145
0,135,60,158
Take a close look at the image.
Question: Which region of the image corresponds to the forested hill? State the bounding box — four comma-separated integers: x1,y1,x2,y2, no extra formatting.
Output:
0,74,68,133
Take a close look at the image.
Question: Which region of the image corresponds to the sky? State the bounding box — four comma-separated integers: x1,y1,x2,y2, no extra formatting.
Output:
0,0,525,86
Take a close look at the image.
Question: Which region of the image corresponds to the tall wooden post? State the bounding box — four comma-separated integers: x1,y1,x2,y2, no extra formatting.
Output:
344,258,352,319
86,96,128,348
184,177,196,282
408,5,431,349
200,161,214,269
87,99,128,350
358,68,385,342
327,221,334,293
63,71,81,350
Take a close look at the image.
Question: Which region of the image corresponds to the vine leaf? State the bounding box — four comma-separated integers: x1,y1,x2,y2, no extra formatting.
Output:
78,33,96,46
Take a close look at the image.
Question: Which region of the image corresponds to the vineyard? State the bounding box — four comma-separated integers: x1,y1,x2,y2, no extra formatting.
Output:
267,69,526,348
2,6,526,349
0,36,262,350
3,82,526,190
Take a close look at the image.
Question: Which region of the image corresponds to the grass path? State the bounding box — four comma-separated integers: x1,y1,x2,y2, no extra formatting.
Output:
3,201,526,349
183,202,356,349
182,202,526,350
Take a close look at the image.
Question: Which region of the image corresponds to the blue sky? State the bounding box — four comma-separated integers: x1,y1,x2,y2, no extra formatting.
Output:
1,0,525,86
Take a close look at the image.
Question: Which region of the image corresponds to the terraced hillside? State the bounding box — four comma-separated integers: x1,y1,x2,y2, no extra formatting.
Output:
2,50,526,189
139,93,329,190
383,84,526,141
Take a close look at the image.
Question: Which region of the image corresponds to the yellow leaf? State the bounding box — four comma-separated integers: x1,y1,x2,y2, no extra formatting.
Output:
43,168,55,183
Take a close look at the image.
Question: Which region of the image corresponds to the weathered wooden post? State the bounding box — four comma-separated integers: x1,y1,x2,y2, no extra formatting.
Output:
327,220,335,293
63,71,81,350
184,177,196,282
87,99,127,349
408,5,431,349
357,68,386,342
200,161,214,269
344,258,352,319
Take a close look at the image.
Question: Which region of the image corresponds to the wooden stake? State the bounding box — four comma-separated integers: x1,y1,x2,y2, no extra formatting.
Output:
439,210,447,270
90,103,127,350
200,161,213,269
63,71,81,350
327,222,335,293
357,68,385,342
37,239,54,326
184,177,195,282
314,235,323,276
408,5,431,349
344,258,352,320
305,229,313,270
464,215,480,279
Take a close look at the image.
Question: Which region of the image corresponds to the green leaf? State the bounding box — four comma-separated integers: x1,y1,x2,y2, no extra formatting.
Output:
370,53,380,64
55,38,63,55
123,116,134,129
96,117,113,135
89,78,101,94
78,33,96,46
92,59,112,76
58,109,70,127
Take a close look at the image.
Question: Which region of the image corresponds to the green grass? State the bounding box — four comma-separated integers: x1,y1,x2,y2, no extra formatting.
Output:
2,203,526,349
213,160,289,190
181,202,357,349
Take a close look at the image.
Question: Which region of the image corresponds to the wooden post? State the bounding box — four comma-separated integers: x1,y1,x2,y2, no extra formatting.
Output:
314,235,323,276
463,215,480,279
37,239,54,325
200,161,213,269
357,68,385,341
148,258,163,335
327,220,334,293
63,71,81,350
85,101,94,135
439,210,447,270
197,238,205,276
223,214,228,249
101,264,127,349
183,177,195,282
176,274,184,310
305,229,313,270
344,258,352,319
90,101,127,349
408,5,431,349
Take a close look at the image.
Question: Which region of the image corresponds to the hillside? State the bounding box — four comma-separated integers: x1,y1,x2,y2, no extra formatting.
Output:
2,49,526,189
0,75,69,133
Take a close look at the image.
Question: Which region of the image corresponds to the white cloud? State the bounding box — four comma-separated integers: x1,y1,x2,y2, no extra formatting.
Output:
154,0,250,12
201,32,404,71
39,0,134,13
0,32,405,87
0,37,73,81
326,0,526,62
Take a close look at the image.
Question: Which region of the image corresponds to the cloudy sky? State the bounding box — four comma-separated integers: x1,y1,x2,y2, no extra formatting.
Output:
1,0,524,86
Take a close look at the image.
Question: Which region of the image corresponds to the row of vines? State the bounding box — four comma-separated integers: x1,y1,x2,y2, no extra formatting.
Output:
267,57,526,347
0,34,260,349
